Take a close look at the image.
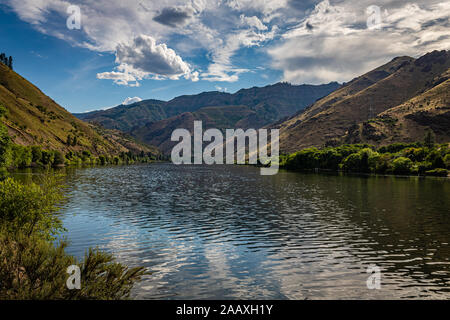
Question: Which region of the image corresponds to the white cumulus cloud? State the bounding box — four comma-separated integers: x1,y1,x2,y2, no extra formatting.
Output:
122,97,143,105
269,0,450,84
97,35,197,86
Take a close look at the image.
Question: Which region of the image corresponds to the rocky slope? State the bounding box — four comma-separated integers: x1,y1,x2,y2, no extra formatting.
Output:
275,50,450,153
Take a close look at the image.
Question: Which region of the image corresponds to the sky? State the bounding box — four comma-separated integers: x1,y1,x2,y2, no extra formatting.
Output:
0,0,449,113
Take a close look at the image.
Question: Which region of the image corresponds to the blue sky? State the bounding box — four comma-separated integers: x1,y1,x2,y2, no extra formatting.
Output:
0,0,449,113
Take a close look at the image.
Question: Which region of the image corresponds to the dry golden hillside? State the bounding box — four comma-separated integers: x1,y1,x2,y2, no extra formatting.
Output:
276,50,450,153
345,71,450,145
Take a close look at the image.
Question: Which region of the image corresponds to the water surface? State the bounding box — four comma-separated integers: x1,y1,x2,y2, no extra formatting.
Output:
52,164,450,299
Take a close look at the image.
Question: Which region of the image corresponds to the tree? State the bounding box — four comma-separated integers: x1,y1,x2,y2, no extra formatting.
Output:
392,157,413,175
53,151,66,166
66,135,73,146
0,105,12,169
31,146,43,164
7,56,13,70
0,176,65,239
423,129,436,148
426,150,445,169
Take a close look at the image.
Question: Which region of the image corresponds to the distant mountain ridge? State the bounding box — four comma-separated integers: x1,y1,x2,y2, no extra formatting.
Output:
75,82,341,133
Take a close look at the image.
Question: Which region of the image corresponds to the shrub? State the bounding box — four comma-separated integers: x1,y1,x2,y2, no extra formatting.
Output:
11,145,32,168
53,151,66,166
378,143,415,154
0,106,11,168
444,154,450,169
426,150,445,169
0,232,148,300
0,176,65,239
402,147,427,162
318,149,343,171
425,168,448,177
41,150,55,166
392,157,414,175
375,153,392,173
31,146,43,164
99,155,107,165
285,148,320,170
417,161,433,175
341,148,379,173
0,176,148,299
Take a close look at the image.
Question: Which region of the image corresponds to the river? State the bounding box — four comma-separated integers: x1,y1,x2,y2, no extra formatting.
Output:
37,163,450,299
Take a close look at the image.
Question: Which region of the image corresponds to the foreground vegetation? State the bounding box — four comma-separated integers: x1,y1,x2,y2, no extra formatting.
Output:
280,132,449,177
0,175,148,299
1,99,148,299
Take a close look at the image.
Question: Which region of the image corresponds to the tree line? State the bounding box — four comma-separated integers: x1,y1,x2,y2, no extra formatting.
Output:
0,104,163,174
280,131,449,177
0,52,13,70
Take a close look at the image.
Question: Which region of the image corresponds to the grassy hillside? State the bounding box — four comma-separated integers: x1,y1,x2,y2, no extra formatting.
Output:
75,100,167,132
0,63,155,156
276,50,450,153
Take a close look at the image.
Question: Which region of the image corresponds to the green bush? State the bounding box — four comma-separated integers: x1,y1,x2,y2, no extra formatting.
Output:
0,176,65,239
99,155,107,165
341,148,379,173
0,176,148,299
444,154,450,169
41,150,55,166
375,153,392,173
424,168,448,177
378,143,418,154
392,157,414,175
11,145,32,168
0,232,148,300
426,150,445,169
402,147,427,162
318,149,343,171
31,146,43,164
417,161,433,175
285,148,320,170
0,105,11,168
53,151,66,166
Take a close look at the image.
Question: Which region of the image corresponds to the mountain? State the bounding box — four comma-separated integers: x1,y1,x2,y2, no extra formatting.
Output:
75,100,167,132
275,50,450,153
131,105,258,154
344,68,450,145
0,62,155,155
75,82,340,133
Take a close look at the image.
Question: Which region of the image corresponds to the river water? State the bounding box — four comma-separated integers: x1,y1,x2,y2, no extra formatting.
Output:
49,163,450,299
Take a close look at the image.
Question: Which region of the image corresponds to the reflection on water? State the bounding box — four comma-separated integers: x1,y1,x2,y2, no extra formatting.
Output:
17,164,450,299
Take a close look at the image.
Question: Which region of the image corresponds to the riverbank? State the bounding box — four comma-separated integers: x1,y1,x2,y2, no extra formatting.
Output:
279,141,450,178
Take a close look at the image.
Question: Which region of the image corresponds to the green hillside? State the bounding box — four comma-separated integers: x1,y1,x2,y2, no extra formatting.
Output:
0,62,155,156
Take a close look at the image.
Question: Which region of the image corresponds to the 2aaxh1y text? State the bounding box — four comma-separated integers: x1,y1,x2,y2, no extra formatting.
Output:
176,304,274,317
